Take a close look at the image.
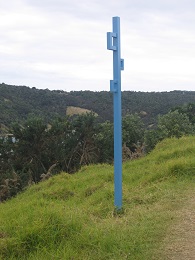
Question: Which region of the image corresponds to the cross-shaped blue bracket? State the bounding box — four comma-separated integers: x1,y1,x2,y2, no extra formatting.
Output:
107,17,124,210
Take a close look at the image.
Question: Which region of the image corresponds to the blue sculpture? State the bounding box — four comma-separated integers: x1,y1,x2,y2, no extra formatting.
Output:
107,17,124,209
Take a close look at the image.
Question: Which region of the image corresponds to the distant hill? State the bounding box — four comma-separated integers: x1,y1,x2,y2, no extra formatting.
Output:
1,83,195,132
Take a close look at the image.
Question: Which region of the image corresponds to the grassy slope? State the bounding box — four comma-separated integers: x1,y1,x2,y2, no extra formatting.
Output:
66,106,98,117
0,137,195,260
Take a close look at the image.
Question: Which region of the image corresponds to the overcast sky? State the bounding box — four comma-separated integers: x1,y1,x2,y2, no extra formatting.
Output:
1,0,195,92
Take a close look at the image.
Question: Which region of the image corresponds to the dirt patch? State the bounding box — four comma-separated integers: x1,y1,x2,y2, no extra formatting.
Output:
0,232,8,238
162,192,195,260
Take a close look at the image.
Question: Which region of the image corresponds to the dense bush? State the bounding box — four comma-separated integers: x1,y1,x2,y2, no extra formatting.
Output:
1,103,195,201
0,113,145,201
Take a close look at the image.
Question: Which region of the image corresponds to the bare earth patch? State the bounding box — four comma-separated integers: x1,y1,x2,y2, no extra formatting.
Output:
162,192,195,260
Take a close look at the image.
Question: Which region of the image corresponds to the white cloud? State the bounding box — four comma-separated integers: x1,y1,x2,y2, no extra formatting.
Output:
0,0,195,92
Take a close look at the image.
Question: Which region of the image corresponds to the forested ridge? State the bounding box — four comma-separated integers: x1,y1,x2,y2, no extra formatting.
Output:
1,83,195,132
1,83,195,201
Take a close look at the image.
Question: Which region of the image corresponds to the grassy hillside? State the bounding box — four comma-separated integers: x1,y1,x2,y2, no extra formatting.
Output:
66,106,98,116
0,136,195,259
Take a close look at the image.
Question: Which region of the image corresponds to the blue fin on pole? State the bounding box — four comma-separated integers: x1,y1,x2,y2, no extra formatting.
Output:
110,80,118,93
107,32,117,51
120,59,124,70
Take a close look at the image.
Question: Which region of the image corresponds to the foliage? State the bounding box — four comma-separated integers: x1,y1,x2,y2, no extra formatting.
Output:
2,84,195,133
1,83,195,201
1,111,147,201
11,117,48,184
157,110,194,138
72,112,99,166
144,110,195,153
144,129,162,153
171,102,195,124
122,113,144,151
95,121,114,163
0,136,14,177
0,136,195,259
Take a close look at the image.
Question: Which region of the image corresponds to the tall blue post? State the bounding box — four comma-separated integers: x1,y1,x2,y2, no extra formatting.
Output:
107,17,124,210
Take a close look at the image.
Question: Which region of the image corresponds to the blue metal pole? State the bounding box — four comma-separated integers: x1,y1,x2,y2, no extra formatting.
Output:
107,17,124,210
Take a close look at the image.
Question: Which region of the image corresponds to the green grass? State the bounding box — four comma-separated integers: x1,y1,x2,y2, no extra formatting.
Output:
0,136,195,259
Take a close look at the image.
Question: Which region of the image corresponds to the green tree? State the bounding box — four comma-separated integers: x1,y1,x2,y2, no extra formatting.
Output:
144,129,162,153
171,103,195,125
122,114,144,151
72,112,99,166
145,110,195,153
11,117,48,183
96,121,114,163
157,110,194,138
0,136,15,183
45,117,79,173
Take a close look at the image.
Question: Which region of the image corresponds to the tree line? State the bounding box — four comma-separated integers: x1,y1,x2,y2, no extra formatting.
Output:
1,102,195,201
2,83,195,133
